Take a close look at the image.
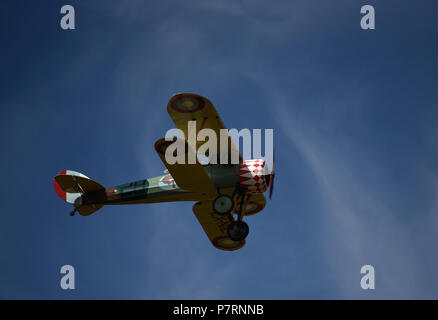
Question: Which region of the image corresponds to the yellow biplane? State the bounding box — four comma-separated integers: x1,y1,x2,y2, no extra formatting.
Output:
53,93,275,251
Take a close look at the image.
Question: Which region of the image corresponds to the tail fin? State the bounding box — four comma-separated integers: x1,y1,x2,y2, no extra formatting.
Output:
53,170,105,216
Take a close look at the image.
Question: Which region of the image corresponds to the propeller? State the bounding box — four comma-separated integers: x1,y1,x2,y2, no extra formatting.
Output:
267,154,275,199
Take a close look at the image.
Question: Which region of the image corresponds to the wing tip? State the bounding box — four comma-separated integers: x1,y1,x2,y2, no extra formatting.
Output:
212,236,246,251
168,93,207,113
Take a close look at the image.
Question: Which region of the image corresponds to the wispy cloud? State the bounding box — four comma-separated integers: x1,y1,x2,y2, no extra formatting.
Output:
269,87,437,298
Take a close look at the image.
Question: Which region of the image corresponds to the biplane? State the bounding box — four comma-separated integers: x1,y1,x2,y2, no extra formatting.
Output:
53,93,275,251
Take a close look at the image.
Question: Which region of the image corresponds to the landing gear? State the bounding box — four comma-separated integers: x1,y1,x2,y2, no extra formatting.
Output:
227,220,249,241
221,188,251,241
213,194,234,215
214,186,252,241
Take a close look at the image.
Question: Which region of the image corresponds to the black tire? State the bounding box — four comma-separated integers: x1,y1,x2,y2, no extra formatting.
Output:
212,194,234,215
227,220,249,241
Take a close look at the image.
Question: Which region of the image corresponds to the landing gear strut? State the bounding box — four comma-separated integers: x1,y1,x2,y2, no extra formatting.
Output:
226,191,251,241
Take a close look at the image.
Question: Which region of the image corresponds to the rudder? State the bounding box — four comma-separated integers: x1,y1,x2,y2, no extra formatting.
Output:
53,170,105,216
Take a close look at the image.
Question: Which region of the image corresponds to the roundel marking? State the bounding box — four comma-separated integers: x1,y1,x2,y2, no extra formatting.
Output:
158,174,178,190
171,94,205,113
212,236,245,250
233,201,264,216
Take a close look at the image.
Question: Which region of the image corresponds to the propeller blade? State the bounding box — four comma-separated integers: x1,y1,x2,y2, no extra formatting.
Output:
269,154,275,199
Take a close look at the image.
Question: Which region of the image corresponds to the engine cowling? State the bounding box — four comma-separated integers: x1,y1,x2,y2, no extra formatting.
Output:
239,159,267,193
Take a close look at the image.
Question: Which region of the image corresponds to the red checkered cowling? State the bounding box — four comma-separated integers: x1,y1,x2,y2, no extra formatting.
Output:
239,159,267,193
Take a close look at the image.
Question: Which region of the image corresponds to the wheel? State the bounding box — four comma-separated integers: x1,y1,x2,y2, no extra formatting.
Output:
213,194,234,215
227,220,249,241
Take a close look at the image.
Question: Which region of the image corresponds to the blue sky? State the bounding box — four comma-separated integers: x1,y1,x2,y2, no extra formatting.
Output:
1,0,438,299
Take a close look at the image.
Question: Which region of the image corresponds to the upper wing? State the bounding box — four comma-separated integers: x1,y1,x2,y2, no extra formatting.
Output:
154,137,217,199
167,93,242,163
192,200,246,251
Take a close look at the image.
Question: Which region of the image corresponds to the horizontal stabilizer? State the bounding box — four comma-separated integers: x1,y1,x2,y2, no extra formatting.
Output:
55,174,104,194
53,170,105,216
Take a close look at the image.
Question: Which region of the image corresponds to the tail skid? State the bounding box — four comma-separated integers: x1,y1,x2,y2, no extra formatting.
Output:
53,170,105,216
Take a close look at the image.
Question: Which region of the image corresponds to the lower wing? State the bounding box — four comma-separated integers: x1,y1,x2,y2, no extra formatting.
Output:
192,200,246,251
